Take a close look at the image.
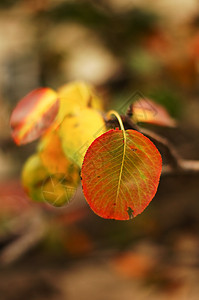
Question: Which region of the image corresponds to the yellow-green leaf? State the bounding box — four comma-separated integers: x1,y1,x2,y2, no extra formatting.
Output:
22,153,80,207
22,154,49,202
42,173,79,207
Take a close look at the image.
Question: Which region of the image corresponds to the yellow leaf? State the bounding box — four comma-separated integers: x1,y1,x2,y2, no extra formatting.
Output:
57,81,103,124
59,108,106,167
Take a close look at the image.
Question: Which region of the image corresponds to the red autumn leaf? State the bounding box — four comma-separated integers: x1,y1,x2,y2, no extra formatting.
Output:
81,129,162,220
10,88,59,145
132,98,176,127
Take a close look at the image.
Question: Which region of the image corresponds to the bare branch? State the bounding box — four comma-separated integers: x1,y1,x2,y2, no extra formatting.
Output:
0,210,46,265
139,128,181,169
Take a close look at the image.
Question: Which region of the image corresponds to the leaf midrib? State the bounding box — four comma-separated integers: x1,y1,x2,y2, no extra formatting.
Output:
116,131,127,202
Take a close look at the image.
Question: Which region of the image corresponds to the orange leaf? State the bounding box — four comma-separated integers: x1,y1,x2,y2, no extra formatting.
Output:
38,129,80,175
81,129,162,220
132,98,176,127
10,88,59,145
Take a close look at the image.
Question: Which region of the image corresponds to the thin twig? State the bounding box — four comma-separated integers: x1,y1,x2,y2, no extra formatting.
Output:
139,128,181,169
139,128,199,175
0,210,46,265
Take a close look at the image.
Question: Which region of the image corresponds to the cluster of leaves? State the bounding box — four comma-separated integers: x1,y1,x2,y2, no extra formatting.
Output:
9,81,175,220
10,82,105,208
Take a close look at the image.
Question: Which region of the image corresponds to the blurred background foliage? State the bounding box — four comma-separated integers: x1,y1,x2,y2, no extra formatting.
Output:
1,0,199,124
1,1,199,299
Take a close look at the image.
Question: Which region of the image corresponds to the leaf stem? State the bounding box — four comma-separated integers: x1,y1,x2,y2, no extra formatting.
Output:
107,110,125,132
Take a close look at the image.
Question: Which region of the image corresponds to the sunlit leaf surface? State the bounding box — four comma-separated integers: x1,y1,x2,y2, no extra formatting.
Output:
57,81,103,123
10,88,59,145
59,108,106,167
81,129,162,220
